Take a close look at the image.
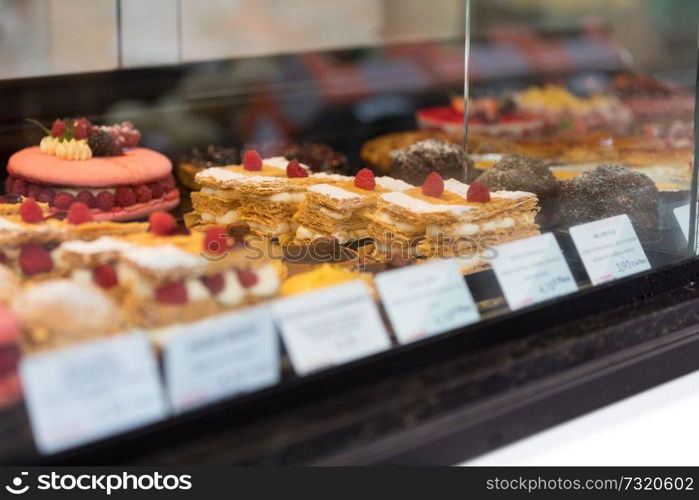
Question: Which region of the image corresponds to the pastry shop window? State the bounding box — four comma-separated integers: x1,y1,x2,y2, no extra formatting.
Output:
0,0,697,463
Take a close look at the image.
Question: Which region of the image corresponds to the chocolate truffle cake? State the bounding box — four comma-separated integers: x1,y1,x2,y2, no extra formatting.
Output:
476,155,560,225
390,140,473,186
558,165,659,241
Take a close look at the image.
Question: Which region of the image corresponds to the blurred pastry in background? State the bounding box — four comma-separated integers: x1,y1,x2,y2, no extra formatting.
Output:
0,308,22,409
12,280,128,352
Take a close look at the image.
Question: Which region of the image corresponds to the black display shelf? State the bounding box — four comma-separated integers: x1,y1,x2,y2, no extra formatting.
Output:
1,243,697,465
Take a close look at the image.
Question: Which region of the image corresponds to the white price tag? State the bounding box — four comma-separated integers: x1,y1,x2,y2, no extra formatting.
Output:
569,214,651,285
673,204,697,250
375,259,480,344
491,233,578,310
20,332,168,455
273,281,391,376
163,306,280,413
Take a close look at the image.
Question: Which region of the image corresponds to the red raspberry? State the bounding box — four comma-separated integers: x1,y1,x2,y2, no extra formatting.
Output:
51,119,67,138
134,184,152,204
75,191,96,208
92,264,118,289
162,175,175,192
236,269,259,288
149,211,177,236
114,186,136,207
67,202,94,224
148,182,164,199
19,244,53,276
203,227,229,256
37,187,56,204
286,159,308,178
354,168,375,190
53,192,75,210
421,172,444,198
155,281,188,305
26,184,40,200
19,199,44,223
95,191,115,212
243,149,263,171
201,273,225,295
12,178,27,196
73,118,92,140
466,181,491,203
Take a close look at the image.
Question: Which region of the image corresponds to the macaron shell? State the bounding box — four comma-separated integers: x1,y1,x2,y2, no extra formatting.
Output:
92,188,180,221
8,147,173,188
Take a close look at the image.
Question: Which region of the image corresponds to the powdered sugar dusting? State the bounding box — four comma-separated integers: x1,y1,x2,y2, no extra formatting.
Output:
312,173,354,182
263,156,311,171
309,184,363,200
376,177,413,192
492,190,534,199
196,168,244,183
122,245,205,271
381,192,474,214
59,237,135,255
13,280,116,316
444,179,469,197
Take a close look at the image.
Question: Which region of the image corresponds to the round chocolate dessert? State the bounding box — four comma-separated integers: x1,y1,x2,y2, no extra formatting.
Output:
360,130,455,175
476,155,560,225
242,141,348,174
390,140,472,186
177,145,238,190
558,165,659,241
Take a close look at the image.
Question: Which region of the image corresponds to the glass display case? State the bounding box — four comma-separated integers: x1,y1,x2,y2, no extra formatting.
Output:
0,0,697,464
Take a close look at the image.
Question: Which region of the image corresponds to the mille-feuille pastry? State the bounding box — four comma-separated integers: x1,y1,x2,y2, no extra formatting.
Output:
290,169,412,244
0,199,147,278
366,174,540,274
190,150,313,234
0,265,21,306
117,230,284,328
11,279,128,352
191,150,351,237
0,308,22,408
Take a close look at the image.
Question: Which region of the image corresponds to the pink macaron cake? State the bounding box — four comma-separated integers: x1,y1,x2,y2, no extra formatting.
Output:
4,118,179,221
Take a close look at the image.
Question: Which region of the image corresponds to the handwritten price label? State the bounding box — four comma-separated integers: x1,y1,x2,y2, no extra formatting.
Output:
375,259,480,344
569,214,650,285
491,233,578,310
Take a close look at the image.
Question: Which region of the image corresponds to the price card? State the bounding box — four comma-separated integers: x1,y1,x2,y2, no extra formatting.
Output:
272,281,391,376
163,306,280,413
673,203,698,250
569,214,651,285
375,258,480,344
491,232,578,311
20,332,168,455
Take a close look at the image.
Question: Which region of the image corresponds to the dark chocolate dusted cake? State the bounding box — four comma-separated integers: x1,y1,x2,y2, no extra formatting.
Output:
476,155,560,225
390,140,473,186
243,141,348,174
558,165,659,241
177,145,238,190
